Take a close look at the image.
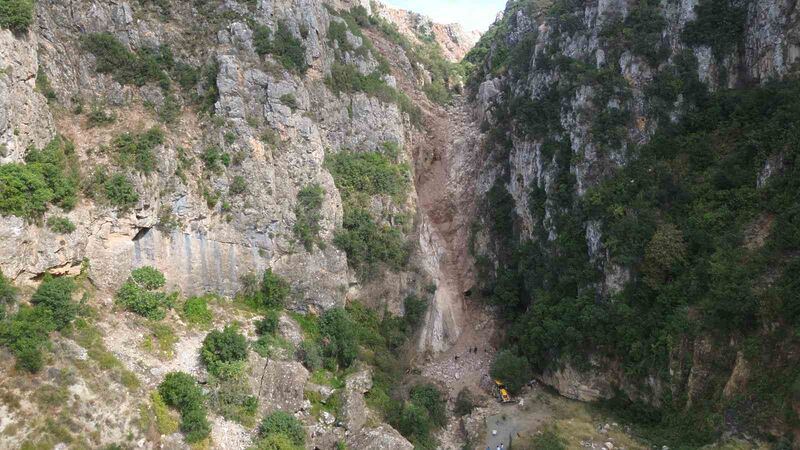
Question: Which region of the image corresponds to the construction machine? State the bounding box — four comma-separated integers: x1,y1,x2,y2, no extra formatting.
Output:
494,379,512,403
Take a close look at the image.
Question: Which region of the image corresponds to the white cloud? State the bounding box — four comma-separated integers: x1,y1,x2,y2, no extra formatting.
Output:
387,0,505,32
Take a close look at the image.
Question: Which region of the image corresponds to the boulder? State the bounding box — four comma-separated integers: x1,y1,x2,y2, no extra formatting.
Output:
340,369,372,431
249,355,309,414
346,424,414,450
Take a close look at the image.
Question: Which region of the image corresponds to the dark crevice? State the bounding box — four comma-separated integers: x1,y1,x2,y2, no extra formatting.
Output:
132,227,152,241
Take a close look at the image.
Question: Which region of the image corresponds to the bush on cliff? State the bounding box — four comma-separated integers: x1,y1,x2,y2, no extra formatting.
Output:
0,0,34,33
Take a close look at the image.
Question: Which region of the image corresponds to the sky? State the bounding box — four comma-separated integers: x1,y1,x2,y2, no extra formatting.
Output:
387,0,506,32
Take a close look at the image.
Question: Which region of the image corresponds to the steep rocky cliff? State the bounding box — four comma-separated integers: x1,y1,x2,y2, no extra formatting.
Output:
463,0,800,444
0,0,477,447
0,0,479,316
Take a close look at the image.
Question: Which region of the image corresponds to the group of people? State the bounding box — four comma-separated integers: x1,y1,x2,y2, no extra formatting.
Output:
488,445,505,450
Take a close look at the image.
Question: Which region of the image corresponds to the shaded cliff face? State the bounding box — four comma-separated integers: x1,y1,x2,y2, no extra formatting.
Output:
464,0,800,442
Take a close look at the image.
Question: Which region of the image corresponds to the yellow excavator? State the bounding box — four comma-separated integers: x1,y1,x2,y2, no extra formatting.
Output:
494,379,512,403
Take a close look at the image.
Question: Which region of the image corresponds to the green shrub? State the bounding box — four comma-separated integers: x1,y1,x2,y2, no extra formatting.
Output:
150,391,179,434
86,106,116,127
0,137,79,219
319,307,358,368
36,66,57,102
409,384,447,427
31,275,77,331
182,295,214,327
104,173,139,210
258,411,305,446
299,340,322,371
600,0,668,66
280,93,298,111
333,207,409,277
403,295,427,330
259,269,290,309
0,164,52,218
207,373,258,426
393,402,435,449
325,63,420,123
0,0,34,33
293,184,324,251
159,372,204,411
490,350,530,395
158,372,210,443
252,433,303,450
46,216,76,233
326,150,409,203
0,305,55,372
682,0,747,60
112,127,164,174
82,33,169,87
229,175,247,195
201,145,227,174
0,270,17,319
200,325,248,377
529,428,565,450
254,21,308,74
255,310,280,336
115,266,172,320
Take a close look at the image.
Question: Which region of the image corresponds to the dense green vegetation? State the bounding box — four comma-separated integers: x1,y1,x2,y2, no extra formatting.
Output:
158,371,211,443
0,270,17,320
326,148,411,278
182,295,214,327
115,266,174,320
682,0,748,60
600,0,668,66
200,145,230,174
463,0,800,445
200,322,257,426
0,0,34,33
237,269,291,310
490,349,531,395
293,184,324,251
0,136,79,219
36,67,57,102
256,411,305,448
102,173,140,210
82,32,217,116
325,149,409,203
111,127,165,174
319,307,358,368
200,324,248,377
31,275,77,330
0,275,77,372
326,62,421,124
287,295,434,446
476,37,800,450
82,33,170,88
333,207,409,277
253,21,308,74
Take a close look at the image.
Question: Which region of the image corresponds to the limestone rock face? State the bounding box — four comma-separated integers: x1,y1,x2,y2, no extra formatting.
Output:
0,0,428,312
341,368,372,431
249,356,309,415
0,29,55,162
371,2,481,62
346,424,414,450
539,362,614,403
